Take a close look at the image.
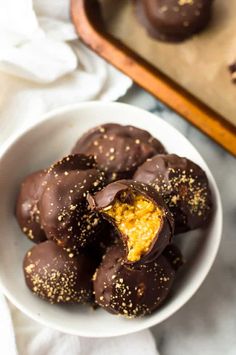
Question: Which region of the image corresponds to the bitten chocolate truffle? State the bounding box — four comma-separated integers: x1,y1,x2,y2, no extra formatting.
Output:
229,61,236,83
23,241,96,303
16,170,47,243
39,155,105,254
93,244,181,317
134,0,213,42
134,154,212,233
72,124,166,181
88,180,174,265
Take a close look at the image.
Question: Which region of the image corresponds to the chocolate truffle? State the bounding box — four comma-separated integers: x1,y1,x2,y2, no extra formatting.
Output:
72,124,166,181
88,180,174,265
134,0,213,42
229,61,236,83
16,170,47,243
93,244,180,317
133,154,212,233
23,241,96,304
39,155,106,254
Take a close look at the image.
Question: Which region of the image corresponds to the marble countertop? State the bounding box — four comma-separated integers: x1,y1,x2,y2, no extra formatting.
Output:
121,86,236,355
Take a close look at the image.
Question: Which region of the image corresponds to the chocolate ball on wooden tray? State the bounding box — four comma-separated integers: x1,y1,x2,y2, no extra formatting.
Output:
134,0,214,42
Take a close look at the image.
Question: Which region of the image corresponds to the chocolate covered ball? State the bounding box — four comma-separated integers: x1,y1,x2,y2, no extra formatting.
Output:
23,241,96,304
134,0,213,42
88,180,174,265
93,244,181,317
72,124,166,181
16,170,47,243
134,154,212,233
39,155,106,254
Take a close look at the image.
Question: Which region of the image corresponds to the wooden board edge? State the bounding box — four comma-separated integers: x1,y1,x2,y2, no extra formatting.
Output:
71,0,236,157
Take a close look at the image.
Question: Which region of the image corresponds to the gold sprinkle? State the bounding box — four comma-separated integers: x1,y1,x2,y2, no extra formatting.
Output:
159,5,168,12
25,264,35,274
178,0,193,5
183,21,189,27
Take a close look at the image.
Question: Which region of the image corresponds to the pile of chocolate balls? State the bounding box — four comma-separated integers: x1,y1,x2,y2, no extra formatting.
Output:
16,124,212,318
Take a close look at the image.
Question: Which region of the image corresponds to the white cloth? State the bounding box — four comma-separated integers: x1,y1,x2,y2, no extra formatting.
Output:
0,0,132,145
0,297,159,355
8,302,158,355
0,295,18,355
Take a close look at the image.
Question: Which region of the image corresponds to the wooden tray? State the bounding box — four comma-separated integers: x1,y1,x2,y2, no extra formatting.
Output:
71,0,236,156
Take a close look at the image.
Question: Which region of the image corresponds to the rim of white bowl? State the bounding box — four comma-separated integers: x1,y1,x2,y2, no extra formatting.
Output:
0,101,223,337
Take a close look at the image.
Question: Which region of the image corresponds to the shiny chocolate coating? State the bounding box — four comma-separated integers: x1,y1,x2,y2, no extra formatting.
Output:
134,0,213,42
23,241,96,304
16,170,47,243
93,244,180,317
133,154,212,233
72,124,166,181
39,155,106,254
162,243,183,270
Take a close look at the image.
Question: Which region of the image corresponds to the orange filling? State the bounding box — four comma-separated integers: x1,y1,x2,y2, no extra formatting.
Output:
104,193,163,262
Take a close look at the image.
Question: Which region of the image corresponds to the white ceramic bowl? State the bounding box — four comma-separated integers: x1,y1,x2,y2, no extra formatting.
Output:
0,102,222,337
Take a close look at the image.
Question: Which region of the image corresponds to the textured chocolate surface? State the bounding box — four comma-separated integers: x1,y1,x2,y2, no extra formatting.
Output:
162,243,183,271
23,241,96,304
16,170,47,243
72,124,166,181
133,154,212,233
39,155,105,254
88,180,174,264
134,0,213,42
93,244,178,317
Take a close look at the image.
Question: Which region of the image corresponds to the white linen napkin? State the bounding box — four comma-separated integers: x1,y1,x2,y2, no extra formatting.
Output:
0,297,158,355
0,294,158,355
0,295,18,355
0,0,132,145
10,301,158,355
0,1,159,354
